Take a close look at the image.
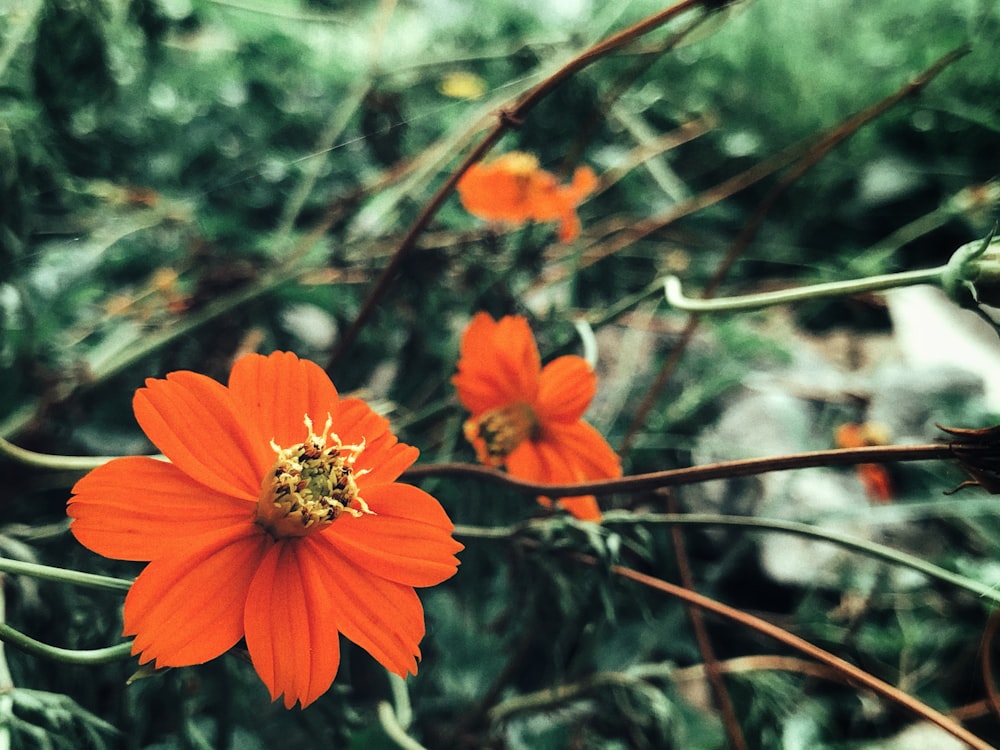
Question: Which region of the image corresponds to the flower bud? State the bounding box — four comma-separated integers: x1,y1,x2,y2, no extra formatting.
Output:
941,228,1000,309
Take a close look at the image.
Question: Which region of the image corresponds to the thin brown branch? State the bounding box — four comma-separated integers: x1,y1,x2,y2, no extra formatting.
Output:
325,0,720,374
673,654,849,687
584,555,996,750
663,491,748,750
617,44,970,454
952,699,995,722
982,610,1000,723
403,442,968,498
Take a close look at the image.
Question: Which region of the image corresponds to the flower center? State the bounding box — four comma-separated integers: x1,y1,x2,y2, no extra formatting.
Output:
256,415,373,539
464,402,539,467
498,152,541,177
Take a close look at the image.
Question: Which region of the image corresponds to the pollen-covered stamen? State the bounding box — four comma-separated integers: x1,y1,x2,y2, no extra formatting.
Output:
464,402,539,466
256,414,373,539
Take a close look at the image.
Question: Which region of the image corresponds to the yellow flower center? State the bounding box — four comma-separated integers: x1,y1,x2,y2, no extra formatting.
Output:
256,415,373,539
495,152,540,176
464,402,539,467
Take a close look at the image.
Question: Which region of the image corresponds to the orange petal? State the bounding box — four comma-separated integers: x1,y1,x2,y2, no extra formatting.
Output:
523,177,571,222
567,166,599,202
458,165,532,222
69,457,254,561
300,537,425,677
507,421,621,485
548,495,602,522
324,483,462,587
556,211,582,243
228,352,340,464
538,420,623,481
134,371,264,500
457,156,596,243
244,542,342,709
505,440,601,520
453,312,540,415
858,464,893,503
535,355,596,423
333,398,418,484
834,423,864,448
507,421,621,521
457,153,543,224
551,167,598,242
124,524,269,667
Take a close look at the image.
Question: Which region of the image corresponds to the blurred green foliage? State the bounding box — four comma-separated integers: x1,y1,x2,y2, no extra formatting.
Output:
2,0,1000,748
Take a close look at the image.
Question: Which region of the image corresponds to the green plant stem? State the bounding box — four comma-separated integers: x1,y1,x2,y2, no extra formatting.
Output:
0,574,14,750
859,184,994,269
0,559,132,593
0,436,151,472
610,512,1000,606
663,265,947,312
452,511,1000,607
488,668,661,723
377,701,429,750
0,625,133,666
388,672,413,729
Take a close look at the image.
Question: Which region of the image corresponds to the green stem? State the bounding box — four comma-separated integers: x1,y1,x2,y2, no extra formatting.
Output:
0,625,133,665
607,512,1000,606
0,436,149,472
378,701,429,750
0,559,132,593
488,669,649,723
453,511,1000,607
0,571,14,750
663,264,947,313
388,672,413,729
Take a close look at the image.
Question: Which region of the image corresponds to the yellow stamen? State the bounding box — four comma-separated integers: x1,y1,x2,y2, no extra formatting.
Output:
256,414,373,539
464,402,539,466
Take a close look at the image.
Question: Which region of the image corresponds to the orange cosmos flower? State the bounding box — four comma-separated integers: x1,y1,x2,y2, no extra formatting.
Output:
453,312,622,521
68,351,462,709
456,151,598,243
834,422,893,503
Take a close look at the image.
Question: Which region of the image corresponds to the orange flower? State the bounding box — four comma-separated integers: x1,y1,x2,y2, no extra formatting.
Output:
452,312,622,521
834,422,893,503
456,151,598,243
68,352,462,709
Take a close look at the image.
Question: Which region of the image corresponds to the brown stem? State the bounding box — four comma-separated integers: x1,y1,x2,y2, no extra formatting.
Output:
982,610,1000,723
617,44,970,454
325,0,719,374
674,654,849,687
403,442,967,498
580,555,996,750
663,491,748,750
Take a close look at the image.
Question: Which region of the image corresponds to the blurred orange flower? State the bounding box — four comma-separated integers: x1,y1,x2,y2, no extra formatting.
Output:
453,312,622,521
68,352,462,709
456,152,598,242
835,422,893,503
